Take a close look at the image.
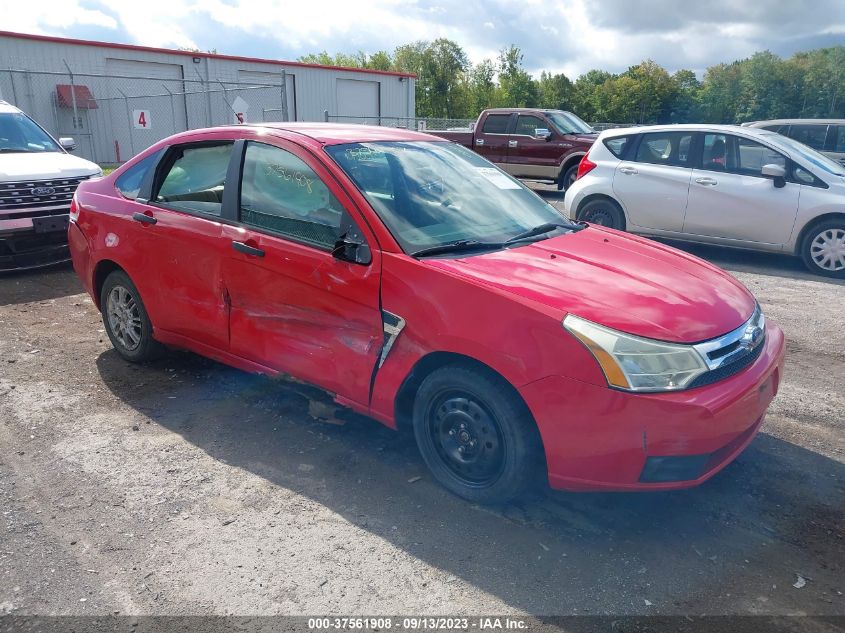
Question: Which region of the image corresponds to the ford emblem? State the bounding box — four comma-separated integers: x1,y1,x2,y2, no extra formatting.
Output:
31,186,56,196
741,325,764,349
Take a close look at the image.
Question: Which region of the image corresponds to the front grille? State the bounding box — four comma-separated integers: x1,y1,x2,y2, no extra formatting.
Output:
0,176,88,215
688,341,764,388
689,306,766,389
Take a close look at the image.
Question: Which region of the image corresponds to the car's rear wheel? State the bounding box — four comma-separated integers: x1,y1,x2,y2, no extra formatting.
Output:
558,164,578,191
800,220,845,278
578,198,625,230
100,270,164,362
412,365,544,504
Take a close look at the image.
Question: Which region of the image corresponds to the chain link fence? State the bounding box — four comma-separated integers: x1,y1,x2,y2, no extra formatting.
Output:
325,114,632,133
0,63,290,166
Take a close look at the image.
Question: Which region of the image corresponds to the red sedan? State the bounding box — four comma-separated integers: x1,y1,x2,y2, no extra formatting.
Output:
68,124,785,503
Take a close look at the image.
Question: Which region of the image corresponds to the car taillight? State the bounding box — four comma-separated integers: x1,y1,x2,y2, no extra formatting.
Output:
576,154,597,180
69,195,80,222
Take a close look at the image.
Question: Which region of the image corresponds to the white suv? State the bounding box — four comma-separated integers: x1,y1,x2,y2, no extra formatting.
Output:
0,101,101,271
564,124,845,278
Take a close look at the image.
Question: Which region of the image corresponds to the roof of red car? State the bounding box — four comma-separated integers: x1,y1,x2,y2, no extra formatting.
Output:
253,122,439,144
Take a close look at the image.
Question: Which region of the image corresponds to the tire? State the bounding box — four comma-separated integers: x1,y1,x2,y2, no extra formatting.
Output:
558,164,579,191
412,365,545,504
100,270,164,362
800,220,845,279
578,198,625,230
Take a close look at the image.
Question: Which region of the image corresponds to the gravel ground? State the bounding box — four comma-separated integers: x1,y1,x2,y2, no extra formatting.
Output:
0,216,843,619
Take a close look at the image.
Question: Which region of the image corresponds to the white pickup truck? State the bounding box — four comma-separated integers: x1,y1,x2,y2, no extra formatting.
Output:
0,101,101,271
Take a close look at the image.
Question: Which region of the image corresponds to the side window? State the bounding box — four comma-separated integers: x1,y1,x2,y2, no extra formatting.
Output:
833,126,845,153
603,135,632,158
634,132,693,167
239,142,348,250
701,133,728,171
115,153,157,200
787,124,828,151
514,115,546,136
155,143,232,216
732,136,786,176
481,114,510,134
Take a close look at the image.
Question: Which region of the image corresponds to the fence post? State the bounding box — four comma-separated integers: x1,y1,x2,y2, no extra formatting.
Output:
323,109,329,122
117,88,135,156
62,60,79,133
279,70,289,122
163,84,179,132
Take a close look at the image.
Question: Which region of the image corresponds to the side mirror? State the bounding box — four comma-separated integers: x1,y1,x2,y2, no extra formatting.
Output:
761,163,786,188
332,233,372,265
534,128,552,141
59,137,77,151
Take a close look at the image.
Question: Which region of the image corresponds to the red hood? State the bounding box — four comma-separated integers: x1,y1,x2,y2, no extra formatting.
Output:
426,227,756,343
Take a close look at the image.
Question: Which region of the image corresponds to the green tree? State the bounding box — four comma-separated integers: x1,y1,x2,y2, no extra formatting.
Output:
497,45,538,108
468,59,497,113
571,70,614,122
538,71,572,110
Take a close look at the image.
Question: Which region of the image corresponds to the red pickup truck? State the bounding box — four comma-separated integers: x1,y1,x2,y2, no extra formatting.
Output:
432,108,598,190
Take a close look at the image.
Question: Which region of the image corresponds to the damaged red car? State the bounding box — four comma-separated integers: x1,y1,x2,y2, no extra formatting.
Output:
69,124,785,503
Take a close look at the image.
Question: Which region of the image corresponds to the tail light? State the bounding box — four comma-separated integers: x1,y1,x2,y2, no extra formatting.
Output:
69,195,80,222
576,154,597,180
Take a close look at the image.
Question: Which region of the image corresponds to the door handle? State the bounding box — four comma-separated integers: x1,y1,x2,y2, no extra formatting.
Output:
695,177,718,186
508,140,518,148
132,212,157,225
619,167,638,175
475,139,484,146
231,240,265,258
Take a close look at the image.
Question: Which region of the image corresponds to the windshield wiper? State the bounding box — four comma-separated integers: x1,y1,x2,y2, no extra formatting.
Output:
410,239,503,258
0,148,33,153
505,222,579,244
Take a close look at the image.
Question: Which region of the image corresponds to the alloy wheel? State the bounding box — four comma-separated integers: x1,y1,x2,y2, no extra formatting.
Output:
107,285,142,351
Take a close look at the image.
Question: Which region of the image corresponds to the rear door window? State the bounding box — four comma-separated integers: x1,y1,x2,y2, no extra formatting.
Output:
155,143,233,216
832,126,845,153
481,114,511,134
634,132,693,167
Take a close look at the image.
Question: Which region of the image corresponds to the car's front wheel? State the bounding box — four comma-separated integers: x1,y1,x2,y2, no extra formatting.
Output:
100,270,164,362
412,365,544,504
800,220,845,278
578,198,625,230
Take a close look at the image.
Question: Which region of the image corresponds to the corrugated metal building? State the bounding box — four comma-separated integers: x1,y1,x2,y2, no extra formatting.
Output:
0,31,416,164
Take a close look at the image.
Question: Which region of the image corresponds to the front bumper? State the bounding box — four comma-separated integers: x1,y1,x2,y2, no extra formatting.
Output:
520,323,786,491
0,215,71,271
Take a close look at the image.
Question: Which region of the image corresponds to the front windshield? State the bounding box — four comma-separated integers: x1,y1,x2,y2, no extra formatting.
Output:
0,112,61,153
546,111,595,135
325,141,576,254
770,133,845,176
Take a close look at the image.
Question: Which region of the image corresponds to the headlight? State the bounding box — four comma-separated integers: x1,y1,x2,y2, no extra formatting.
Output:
563,314,708,392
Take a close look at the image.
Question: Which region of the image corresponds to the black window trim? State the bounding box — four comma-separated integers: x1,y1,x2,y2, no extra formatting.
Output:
146,140,239,222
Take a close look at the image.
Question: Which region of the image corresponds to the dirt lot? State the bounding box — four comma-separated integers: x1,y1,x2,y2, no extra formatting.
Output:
1,228,843,619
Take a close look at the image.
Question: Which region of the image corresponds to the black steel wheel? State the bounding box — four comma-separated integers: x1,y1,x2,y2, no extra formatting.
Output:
578,198,625,230
412,365,544,504
100,270,164,362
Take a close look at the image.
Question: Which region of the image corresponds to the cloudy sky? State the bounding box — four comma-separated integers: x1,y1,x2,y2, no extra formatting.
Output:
2,0,844,77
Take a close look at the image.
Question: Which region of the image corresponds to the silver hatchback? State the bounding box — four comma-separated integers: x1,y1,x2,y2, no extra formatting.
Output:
564,124,845,278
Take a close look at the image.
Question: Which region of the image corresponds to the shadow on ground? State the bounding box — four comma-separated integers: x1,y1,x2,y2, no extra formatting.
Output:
95,349,845,615
0,262,82,306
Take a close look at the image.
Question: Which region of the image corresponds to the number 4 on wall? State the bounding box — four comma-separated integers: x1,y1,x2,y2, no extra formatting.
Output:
133,110,151,129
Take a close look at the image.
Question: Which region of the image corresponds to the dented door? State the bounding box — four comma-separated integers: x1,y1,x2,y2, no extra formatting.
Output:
221,140,383,407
